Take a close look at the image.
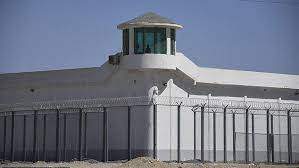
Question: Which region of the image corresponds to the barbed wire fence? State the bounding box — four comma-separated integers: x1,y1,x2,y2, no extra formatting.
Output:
155,95,299,164
0,95,299,163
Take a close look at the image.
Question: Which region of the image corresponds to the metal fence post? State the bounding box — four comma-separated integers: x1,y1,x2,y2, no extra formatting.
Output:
245,108,249,163
232,112,236,162
3,115,7,160
271,114,274,163
201,106,205,162
23,115,26,161
266,109,270,163
63,114,67,161
287,110,292,164
78,109,83,161
252,113,255,162
103,107,108,162
84,111,87,159
128,106,131,160
193,110,197,160
11,111,15,162
177,104,181,163
33,110,38,162
56,109,60,162
98,109,101,161
43,114,47,161
153,104,157,159
223,106,227,162
213,110,216,162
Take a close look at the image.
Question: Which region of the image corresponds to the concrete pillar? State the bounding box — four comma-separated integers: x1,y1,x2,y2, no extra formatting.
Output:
166,28,171,55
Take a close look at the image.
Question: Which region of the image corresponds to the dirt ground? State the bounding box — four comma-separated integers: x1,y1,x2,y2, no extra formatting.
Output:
1,157,299,168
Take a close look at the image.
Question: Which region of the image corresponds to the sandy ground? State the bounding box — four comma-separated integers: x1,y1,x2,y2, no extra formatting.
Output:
1,157,299,168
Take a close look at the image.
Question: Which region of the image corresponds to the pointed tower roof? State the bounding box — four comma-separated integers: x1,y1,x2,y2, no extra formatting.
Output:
117,12,183,29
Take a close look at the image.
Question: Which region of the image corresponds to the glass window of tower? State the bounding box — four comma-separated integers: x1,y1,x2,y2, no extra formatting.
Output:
144,28,155,53
134,28,144,54
134,28,166,54
170,29,176,55
155,28,166,54
123,29,129,55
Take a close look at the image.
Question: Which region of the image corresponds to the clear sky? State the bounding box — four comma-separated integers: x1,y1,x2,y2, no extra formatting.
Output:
0,0,298,74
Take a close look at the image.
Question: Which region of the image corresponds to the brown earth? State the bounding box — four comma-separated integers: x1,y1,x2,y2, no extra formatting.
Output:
1,157,299,168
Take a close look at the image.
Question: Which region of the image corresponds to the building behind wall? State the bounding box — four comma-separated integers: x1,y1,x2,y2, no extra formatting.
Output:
0,12,299,163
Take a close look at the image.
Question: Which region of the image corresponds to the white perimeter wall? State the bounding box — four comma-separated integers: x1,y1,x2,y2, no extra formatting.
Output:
156,81,299,162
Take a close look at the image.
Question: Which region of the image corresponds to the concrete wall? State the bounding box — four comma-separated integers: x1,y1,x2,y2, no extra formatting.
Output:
1,52,299,162
156,82,299,162
0,105,154,161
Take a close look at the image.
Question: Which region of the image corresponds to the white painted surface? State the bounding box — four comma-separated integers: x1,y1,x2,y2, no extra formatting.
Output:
120,51,299,90
197,67,299,89
166,28,171,55
0,46,298,162
120,54,176,70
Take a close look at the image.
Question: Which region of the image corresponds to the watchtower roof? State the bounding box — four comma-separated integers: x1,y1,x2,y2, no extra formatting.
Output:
117,12,183,29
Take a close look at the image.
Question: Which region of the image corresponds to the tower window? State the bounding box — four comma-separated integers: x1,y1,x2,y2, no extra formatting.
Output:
156,28,166,54
170,29,176,55
134,28,166,54
134,28,144,54
144,29,155,53
123,29,129,55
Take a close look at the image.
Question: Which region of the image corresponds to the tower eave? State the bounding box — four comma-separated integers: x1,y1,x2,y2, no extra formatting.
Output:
117,22,183,30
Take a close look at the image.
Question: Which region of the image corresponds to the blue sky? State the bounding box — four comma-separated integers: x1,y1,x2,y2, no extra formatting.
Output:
0,0,298,74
